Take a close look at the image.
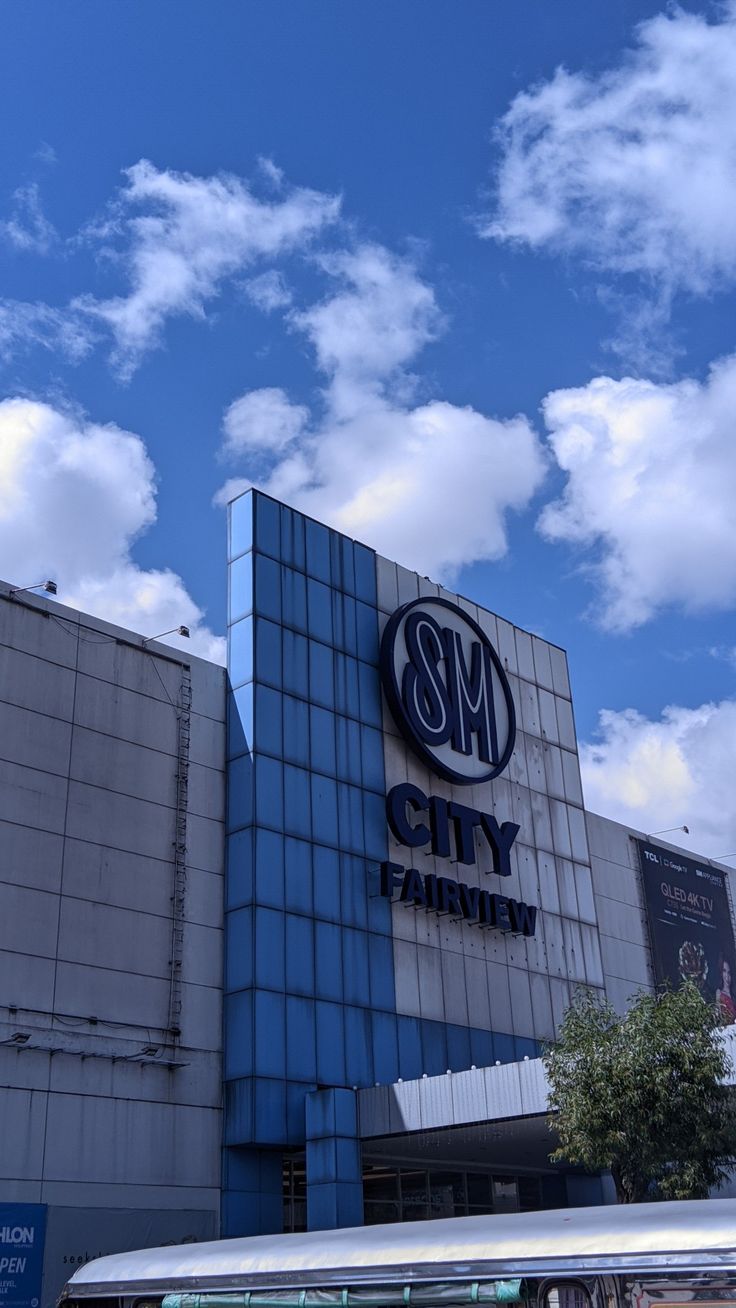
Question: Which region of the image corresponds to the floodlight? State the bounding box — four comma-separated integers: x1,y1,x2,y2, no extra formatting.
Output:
142,625,190,645
9,579,57,597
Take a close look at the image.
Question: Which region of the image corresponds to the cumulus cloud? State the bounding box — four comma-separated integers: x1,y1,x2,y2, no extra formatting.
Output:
0,183,57,254
219,244,546,580
485,4,736,302
222,387,308,455
0,398,223,661
538,355,736,630
293,245,441,394
75,159,340,377
266,398,544,579
581,699,736,858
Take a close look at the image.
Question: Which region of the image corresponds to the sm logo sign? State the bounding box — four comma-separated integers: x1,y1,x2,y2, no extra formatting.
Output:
380,597,516,785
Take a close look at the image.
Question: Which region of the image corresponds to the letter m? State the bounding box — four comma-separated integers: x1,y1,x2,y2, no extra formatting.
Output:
443,628,498,762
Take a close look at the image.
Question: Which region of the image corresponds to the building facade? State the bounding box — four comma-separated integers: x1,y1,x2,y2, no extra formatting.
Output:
222,489,604,1233
1,488,734,1307
0,584,225,1307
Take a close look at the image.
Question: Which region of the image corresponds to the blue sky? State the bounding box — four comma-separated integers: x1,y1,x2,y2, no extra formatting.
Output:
2,1,736,854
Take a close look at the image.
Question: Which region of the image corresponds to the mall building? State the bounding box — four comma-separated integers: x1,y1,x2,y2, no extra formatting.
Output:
1,489,735,1308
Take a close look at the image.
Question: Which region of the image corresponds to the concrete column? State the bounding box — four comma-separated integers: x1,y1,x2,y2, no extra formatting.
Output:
305,1088,363,1230
222,1146,283,1235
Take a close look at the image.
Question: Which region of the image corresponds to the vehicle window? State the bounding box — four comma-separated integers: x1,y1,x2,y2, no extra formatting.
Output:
546,1285,592,1308
623,1277,736,1308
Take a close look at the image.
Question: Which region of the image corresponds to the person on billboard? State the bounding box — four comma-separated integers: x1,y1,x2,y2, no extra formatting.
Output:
716,955,736,1024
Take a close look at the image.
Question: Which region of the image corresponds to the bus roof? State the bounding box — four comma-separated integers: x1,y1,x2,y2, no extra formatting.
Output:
65,1199,736,1296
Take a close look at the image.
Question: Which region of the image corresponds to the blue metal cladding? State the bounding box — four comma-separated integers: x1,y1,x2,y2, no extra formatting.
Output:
224,489,540,1167
225,489,395,1153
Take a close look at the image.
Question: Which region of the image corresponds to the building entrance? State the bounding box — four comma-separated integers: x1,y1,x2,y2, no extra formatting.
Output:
282,1153,566,1232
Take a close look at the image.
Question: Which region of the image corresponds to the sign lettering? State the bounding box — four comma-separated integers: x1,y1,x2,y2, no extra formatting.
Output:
386,782,519,877
380,862,537,937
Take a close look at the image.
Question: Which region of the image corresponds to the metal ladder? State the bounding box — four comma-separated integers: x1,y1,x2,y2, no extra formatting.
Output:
168,664,192,1039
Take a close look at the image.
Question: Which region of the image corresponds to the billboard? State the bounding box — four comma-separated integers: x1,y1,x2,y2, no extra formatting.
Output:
0,1204,46,1308
638,839,736,1024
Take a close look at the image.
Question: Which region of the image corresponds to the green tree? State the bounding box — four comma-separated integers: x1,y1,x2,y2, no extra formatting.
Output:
543,983,736,1202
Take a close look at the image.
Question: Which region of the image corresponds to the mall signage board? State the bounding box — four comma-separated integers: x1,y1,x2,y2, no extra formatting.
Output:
380,597,515,784
638,839,736,1022
378,598,536,938
0,1205,46,1308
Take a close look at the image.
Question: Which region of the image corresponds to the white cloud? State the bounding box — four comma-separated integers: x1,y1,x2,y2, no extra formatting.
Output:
215,476,251,508
76,159,340,377
222,387,308,455
0,300,94,362
0,183,57,254
257,156,285,188
485,4,736,297
243,269,293,312
34,142,57,167
581,699,736,858
220,244,546,580
538,355,736,630
714,645,736,670
292,245,441,392
265,397,545,579
0,398,223,661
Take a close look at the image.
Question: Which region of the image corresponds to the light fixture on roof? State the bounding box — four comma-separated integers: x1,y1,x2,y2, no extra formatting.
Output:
142,625,190,646
9,579,57,597
651,825,689,836
714,852,736,862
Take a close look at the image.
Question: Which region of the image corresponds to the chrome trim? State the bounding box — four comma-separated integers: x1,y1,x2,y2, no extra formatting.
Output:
67,1254,736,1299
64,1200,736,1301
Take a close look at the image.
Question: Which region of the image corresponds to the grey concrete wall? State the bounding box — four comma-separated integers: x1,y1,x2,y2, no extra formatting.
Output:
376,558,606,1046
0,584,226,1255
585,812,656,1013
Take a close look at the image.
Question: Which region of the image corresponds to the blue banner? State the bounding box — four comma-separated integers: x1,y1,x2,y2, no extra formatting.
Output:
0,1206,46,1308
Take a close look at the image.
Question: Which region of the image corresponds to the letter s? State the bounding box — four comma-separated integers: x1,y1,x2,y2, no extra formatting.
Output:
402,611,453,745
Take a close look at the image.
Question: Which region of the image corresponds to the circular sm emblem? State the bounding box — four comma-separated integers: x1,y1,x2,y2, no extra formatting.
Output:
379,597,516,785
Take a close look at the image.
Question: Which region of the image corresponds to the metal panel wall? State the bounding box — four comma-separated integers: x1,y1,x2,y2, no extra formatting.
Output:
0,585,225,1306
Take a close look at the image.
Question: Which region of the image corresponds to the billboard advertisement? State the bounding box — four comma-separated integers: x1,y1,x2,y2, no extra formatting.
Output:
0,1204,46,1308
638,839,736,1024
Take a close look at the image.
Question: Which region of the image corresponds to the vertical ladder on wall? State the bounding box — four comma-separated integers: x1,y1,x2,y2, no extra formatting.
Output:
168,664,192,1040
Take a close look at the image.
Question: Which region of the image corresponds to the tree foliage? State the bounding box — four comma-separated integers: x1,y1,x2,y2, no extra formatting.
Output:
543,983,736,1202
